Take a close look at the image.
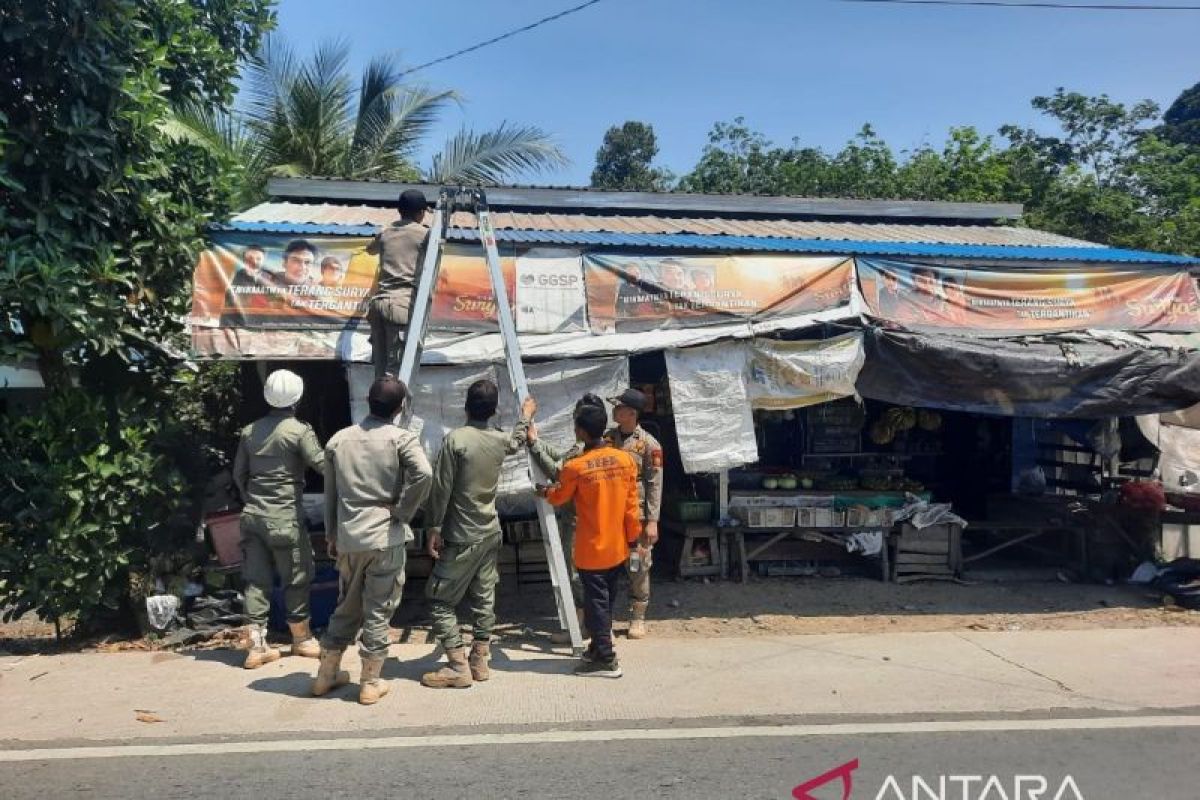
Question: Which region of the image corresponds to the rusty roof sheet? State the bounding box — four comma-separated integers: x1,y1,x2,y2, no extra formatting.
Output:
234,201,1102,249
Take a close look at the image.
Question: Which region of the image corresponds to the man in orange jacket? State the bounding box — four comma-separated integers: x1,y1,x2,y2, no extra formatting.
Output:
540,404,642,678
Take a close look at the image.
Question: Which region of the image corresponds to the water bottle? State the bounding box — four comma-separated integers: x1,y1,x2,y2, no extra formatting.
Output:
629,550,642,573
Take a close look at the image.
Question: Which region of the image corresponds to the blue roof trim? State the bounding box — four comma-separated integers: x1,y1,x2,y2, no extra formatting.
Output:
211,221,1199,265
450,228,1200,265
213,221,381,236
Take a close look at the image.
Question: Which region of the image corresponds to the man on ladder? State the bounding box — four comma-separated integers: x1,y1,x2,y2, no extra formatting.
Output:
366,189,430,378
396,186,584,654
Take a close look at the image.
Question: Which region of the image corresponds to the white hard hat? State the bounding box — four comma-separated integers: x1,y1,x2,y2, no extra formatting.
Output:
264,369,304,408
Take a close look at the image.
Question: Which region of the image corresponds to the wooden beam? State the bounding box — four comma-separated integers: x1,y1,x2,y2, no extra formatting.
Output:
266,178,1023,222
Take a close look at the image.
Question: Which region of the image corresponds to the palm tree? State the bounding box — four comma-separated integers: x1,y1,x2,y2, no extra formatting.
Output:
170,37,568,206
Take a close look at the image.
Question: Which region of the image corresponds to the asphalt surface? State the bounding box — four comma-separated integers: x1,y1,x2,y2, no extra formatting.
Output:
0,717,1193,800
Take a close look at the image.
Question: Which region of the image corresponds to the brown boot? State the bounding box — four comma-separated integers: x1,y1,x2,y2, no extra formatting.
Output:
311,648,350,696
468,640,491,682
288,620,320,659
550,608,589,644
243,626,281,669
628,601,649,640
358,655,390,705
420,646,473,689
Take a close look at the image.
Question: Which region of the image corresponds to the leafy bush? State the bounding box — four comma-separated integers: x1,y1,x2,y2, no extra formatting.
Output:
0,390,196,633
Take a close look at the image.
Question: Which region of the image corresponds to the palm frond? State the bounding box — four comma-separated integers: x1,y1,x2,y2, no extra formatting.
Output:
427,123,569,184
350,62,460,179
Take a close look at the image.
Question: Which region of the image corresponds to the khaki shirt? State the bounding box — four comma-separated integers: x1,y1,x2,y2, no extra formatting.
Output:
606,425,664,522
366,220,429,313
424,421,520,545
233,410,324,520
324,416,433,552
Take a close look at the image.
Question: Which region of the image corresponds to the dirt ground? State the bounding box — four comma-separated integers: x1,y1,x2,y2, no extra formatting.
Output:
4,575,1197,654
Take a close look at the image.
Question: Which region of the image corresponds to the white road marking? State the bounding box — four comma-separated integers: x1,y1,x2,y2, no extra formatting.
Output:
1,715,1196,762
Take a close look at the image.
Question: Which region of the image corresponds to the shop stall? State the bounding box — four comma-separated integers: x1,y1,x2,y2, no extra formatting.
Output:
191,181,1200,595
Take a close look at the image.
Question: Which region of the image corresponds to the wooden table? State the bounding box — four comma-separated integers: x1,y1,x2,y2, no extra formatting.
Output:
961,519,1089,573
727,525,892,583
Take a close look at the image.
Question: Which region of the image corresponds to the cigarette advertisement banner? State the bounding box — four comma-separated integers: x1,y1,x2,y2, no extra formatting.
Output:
858,258,1200,334
190,233,377,329
584,254,853,333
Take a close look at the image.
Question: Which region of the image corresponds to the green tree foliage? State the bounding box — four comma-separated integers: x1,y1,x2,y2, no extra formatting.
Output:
1158,81,1200,147
0,1,272,631
172,38,569,203
676,84,1200,256
590,121,674,191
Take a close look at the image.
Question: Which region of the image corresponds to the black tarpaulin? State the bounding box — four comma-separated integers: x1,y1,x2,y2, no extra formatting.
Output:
856,327,1200,419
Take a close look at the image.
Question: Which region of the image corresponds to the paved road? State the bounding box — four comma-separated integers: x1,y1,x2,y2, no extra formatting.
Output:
1,714,1194,799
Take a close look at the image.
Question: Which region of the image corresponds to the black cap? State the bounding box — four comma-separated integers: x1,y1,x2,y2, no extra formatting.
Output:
397,189,427,215
608,388,647,413
575,405,608,439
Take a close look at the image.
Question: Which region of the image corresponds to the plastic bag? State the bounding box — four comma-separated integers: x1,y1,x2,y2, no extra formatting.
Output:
1016,465,1047,496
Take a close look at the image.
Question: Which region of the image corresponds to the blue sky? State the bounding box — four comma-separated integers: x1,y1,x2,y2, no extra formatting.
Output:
275,0,1200,186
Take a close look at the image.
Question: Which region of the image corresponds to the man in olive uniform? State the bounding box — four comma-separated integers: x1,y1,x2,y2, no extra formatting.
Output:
420,381,530,689
523,393,608,642
312,377,432,705
606,388,664,640
233,369,325,669
366,189,429,378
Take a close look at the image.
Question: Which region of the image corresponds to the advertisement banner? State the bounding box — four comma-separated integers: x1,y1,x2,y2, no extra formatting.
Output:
858,258,1200,334
514,248,587,334
584,254,852,333
190,233,376,329
747,333,866,410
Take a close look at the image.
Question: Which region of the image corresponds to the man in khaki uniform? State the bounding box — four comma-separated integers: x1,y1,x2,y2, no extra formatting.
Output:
420,381,529,689
606,388,664,639
523,393,607,642
233,369,324,669
366,189,429,378
312,377,432,705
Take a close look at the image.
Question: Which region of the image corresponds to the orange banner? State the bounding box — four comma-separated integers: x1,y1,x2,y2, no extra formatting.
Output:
584,254,853,333
858,258,1200,333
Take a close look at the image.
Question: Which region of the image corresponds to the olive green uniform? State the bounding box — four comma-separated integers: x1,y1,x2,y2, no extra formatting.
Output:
365,220,428,378
606,425,664,605
233,410,324,628
321,416,432,657
527,436,585,607
424,421,520,650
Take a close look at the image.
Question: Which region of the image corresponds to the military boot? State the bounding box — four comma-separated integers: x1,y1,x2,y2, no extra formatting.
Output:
288,619,320,659
358,655,390,705
628,601,649,640
243,626,281,669
468,640,491,682
311,648,350,696
420,646,473,689
551,608,590,644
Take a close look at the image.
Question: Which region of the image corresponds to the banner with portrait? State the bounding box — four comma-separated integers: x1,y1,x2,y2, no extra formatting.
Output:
858,258,1200,334
584,254,853,333
190,233,377,329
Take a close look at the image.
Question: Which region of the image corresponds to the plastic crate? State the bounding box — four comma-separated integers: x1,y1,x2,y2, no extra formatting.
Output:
671,500,714,522
741,507,797,528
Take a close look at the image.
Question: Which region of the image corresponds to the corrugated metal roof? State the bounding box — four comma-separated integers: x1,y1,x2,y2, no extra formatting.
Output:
446,228,1198,265
214,220,1198,264
234,202,1098,248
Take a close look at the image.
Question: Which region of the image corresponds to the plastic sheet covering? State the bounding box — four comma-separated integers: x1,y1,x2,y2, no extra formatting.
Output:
664,343,759,474
1137,405,1200,497
747,332,864,410
346,358,628,511
857,327,1200,419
